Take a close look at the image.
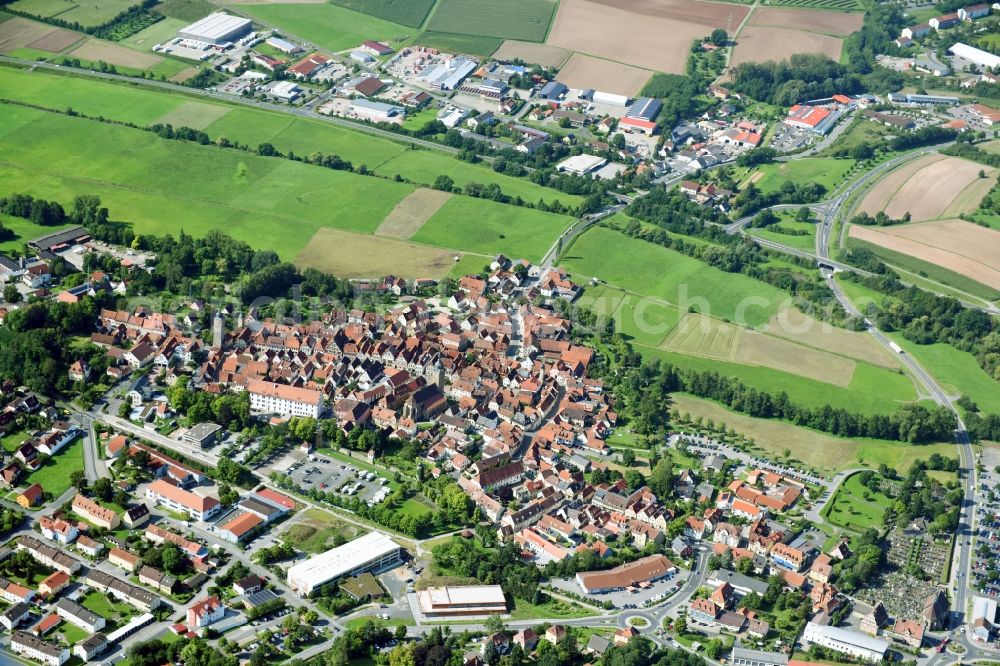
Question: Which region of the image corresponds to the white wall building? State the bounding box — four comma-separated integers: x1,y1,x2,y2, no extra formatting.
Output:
802,622,889,662
949,41,1000,69
287,531,400,596
246,379,323,418
178,12,252,45
10,632,69,666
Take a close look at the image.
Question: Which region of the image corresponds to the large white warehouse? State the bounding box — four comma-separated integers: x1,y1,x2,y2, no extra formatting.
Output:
949,42,1000,70
287,531,401,596
179,12,252,45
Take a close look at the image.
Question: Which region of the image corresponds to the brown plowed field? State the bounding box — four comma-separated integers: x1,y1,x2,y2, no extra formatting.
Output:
858,154,943,216
69,38,162,68
730,26,843,66
748,7,862,36
849,220,1000,290
546,0,747,74
882,156,995,221
0,17,55,53
26,27,81,51
493,40,569,67
557,53,651,96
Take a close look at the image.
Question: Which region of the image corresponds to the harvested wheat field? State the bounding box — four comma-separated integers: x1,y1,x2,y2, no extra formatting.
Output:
492,40,569,68
765,307,900,369
374,188,452,239
296,228,465,279
69,38,162,68
849,220,1000,291
880,156,995,221
547,0,747,73
858,154,943,216
661,313,857,386
730,26,843,66
557,53,651,97
0,17,57,53
748,7,862,36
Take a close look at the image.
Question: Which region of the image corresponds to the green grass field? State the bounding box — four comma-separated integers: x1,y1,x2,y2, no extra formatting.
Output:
8,0,135,26
411,196,572,262
26,437,84,497
0,213,74,253
0,103,416,258
426,0,557,42
119,17,187,51
817,118,891,158
329,0,435,28
748,219,816,251
412,31,502,57
563,226,788,327
0,429,29,454
824,472,892,531
153,0,217,22
748,157,858,195
373,149,583,209
889,335,1000,413
236,3,414,52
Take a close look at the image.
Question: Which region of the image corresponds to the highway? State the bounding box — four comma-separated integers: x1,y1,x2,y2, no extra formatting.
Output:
811,143,979,639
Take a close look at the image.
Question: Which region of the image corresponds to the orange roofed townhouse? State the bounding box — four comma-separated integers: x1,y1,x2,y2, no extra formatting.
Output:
72,494,119,529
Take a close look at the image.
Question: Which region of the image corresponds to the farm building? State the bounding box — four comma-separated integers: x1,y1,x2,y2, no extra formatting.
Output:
287,531,401,596
949,42,1000,69
178,13,252,45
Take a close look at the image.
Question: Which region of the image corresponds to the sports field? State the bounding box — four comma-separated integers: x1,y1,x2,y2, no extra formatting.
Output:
849,220,1000,291
563,226,787,326
546,0,748,74
236,3,413,52
411,196,572,262
670,394,954,474
426,0,557,42
295,228,464,279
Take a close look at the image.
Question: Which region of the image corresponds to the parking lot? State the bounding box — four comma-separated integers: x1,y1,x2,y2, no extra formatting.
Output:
549,569,687,610
972,462,1000,598
769,124,816,152
284,454,390,506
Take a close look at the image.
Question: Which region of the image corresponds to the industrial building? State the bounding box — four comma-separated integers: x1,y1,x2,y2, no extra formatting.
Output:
416,585,508,618
178,13,252,45
351,99,405,123
729,646,788,666
556,154,608,176
972,595,997,641
626,96,662,121
416,57,477,90
802,622,889,662
949,41,1000,69
287,531,401,596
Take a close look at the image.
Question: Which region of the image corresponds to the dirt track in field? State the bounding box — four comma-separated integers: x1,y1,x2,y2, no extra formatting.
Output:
849,219,1000,290
556,53,651,96
748,7,862,36
729,26,843,66
374,188,452,239
546,0,747,74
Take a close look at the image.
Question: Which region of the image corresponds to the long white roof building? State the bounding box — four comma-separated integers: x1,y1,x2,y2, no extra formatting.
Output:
287,531,400,596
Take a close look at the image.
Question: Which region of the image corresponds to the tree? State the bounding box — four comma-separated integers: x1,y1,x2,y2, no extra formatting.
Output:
620,448,636,466
432,175,454,192
710,28,728,46
3,284,20,303
484,613,505,634
70,469,88,491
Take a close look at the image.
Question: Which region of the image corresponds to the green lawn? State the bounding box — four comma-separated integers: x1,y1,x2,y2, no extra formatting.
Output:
398,498,433,517
889,335,1000,413
236,3,415,52
8,0,135,26
509,596,597,620
0,429,29,454
447,254,490,278
411,196,573,263
81,590,134,626
401,108,439,131
373,149,583,209
817,118,891,158
824,472,891,531
426,0,557,42
747,157,858,195
746,211,817,252
329,0,434,28
57,622,89,646
119,17,188,52
562,226,788,327
22,437,83,498
0,102,416,259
